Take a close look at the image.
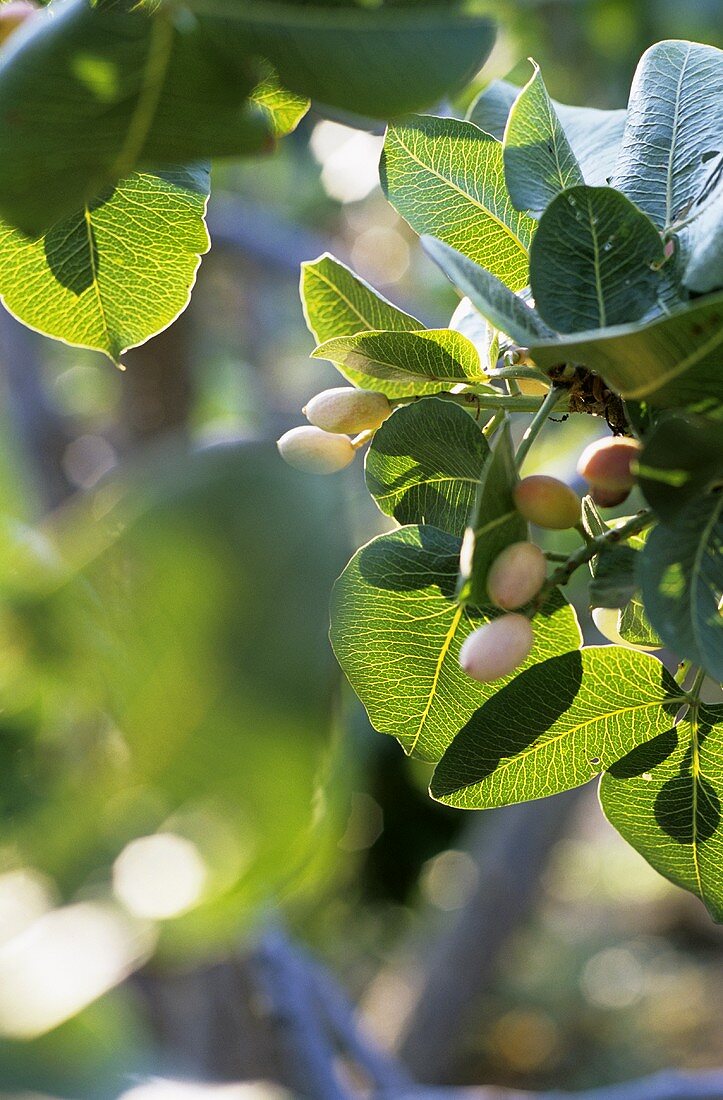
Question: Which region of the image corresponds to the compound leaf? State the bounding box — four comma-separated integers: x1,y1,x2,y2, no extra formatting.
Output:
422,237,555,345
530,291,723,418
468,79,626,187
330,524,581,762
457,421,526,607
431,647,684,808
612,40,723,231
300,253,441,398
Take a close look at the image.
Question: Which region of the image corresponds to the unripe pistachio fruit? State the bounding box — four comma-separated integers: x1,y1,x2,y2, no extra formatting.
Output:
277,425,355,474
577,436,641,493
592,607,658,651
0,0,36,43
303,387,391,435
513,475,581,530
459,614,534,683
486,541,547,610
589,484,631,509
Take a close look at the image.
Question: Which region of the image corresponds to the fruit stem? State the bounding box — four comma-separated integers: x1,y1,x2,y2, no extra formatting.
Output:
388,392,555,414
685,666,707,703
514,386,567,471
351,429,374,450
491,365,551,385
530,509,655,613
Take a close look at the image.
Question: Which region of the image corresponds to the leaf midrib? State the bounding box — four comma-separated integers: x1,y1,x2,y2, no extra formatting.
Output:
409,602,464,755
458,692,686,791
389,130,529,259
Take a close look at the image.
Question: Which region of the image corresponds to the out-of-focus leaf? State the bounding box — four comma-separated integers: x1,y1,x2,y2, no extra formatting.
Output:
636,414,723,522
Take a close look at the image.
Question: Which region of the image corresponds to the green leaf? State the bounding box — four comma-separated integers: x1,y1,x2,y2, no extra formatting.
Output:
601,704,723,922
636,414,723,522
0,167,210,364
468,79,626,187
312,329,484,386
530,291,723,417
330,524,581,762
529,186,665,333
612,40,723,231
502,62,584,216
381,116,536,291
300,252,441,398
430,647,684,808
589,545,640,609
422,237,555,345
251,67,309,136
640,493,723,680
618,597,662,649
365,398,489,538
680,178,723,294
457,422,527,607
0,0,270,236
194,0,497,120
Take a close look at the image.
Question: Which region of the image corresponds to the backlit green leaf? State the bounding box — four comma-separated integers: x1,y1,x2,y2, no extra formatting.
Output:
431,647,684,808
312,329,484,385
0,167,210,364
529,187,665,333
601,703,723,922
251,67,309,136
365,398,489,537
381,116,536,291
422,237,555,345
300,253,441,398
503,62,584,217
640,493,723,680
330,524,581,762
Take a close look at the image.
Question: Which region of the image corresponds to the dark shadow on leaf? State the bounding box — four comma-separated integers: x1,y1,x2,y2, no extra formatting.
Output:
44,211,99,296
44,186,115,295
653,712,721,843
431,651,583,798
607,727,678,778
357,526,461,599
654,773,720,844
